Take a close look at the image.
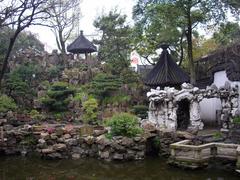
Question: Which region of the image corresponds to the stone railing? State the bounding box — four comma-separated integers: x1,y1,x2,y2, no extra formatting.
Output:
169,140,240,170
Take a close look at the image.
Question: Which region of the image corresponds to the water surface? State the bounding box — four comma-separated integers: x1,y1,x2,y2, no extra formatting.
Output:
0,156,239,180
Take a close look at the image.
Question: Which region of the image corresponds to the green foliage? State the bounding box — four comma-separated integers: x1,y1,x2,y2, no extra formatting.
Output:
90,73,122,100
53,112,66,121
132,0,228,82
106,113,143,138
82,98,99,124
213,22,240,46
0,27,44,59
132,105,148,119
94,10,132,74
29,110,44,121
0,94,17,113
5,63,44,107
232,116,240,125
153,136,161,148
213,132,223,139
47,65,63,79
102,94,131,106
20,134,37,146
73,92,89,103
41,82,75,112
120,68,140,85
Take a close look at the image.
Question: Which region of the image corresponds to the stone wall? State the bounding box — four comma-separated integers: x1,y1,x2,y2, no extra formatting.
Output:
0,123,146,161
147,82,239,132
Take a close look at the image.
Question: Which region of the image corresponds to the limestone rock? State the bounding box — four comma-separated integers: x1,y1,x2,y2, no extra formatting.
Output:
72,153,80,160
42,147,54,154
53,143,67,151
113,153,124,160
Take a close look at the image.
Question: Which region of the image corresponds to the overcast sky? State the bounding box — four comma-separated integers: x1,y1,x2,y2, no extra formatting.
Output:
28,0,135,52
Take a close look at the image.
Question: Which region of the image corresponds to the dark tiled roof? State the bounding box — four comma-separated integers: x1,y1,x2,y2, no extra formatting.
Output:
137,65,153,76
67,31,97,54
144,45,190,87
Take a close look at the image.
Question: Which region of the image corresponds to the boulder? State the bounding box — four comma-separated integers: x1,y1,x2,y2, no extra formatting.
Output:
53,143,67,151
63,134,71,139
72,153,80,160
113,153,124,160
42,147,54,154
121,137,134,146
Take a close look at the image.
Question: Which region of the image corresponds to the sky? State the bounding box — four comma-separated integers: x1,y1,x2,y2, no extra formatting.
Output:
28,0,135,52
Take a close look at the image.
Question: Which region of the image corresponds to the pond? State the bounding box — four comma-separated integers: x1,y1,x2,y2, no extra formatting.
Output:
0,156,239,180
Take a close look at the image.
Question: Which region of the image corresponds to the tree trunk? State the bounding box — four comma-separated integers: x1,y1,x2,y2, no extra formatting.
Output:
186,5,196,85
0,31,20,89
59,30,66,54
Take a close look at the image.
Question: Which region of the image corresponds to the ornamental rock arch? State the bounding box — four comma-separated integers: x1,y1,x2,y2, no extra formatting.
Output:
146,82,239,132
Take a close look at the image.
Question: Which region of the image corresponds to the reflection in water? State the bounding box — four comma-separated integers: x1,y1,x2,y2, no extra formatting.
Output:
0,156,239,180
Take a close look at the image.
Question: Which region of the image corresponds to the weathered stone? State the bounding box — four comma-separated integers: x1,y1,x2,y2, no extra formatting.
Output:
72,153,80,160
113,153,124,160
99,151,110,159
55,129,64,136
57,137,64,143
47,152,62,159
84,136,94,145
132,145,145,151
40,132,50,140
38,139,46,144
121,137,134,146
135,151,145,160
96,135,110,146
53,143,67,151
63,134,71,139
65,138,78,146
125,150,135,160
0,119,7,125
3,124,13,131
50,133,58,140
134,137,142,142
93,129,107,137
176,131,194,139
111,143,126,153
42,147,54,154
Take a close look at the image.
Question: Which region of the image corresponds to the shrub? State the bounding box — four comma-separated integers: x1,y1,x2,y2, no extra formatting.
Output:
41,82,75,112
106,113,143,138
132,105,148,119
0,94,17,112
102,94,131,105
213,131,223,139
47,65,63,79
232,116,240,124
82,98,98,124
89,73,122,100
29,109,44,120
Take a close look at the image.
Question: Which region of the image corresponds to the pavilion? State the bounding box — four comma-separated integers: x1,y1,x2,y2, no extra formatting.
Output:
144,44,190,88
67,30,97,59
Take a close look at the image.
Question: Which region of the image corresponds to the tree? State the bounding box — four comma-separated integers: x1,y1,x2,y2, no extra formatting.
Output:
133,0,227,84
46,0,81,54
213,22,240,46
192,36,219,60
0,27,44,60
0,0,50,88
93,10,132,75
133,2,186,65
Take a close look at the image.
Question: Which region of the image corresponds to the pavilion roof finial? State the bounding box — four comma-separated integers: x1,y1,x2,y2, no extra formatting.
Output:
160,44,169,50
